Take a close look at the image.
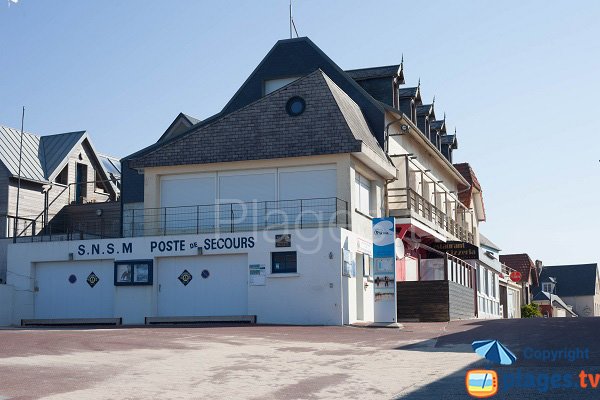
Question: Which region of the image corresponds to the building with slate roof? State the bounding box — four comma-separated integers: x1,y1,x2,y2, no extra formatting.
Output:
0,125,120,282
533,264,600,317
4,37,494,326
532,290,577,317
500,253,540,305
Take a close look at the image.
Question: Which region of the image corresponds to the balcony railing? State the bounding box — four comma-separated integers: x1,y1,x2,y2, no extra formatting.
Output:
388,187,474,243
7,197,349,242
124,197,349,237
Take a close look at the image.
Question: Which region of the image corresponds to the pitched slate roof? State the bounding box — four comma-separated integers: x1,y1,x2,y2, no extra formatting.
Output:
479,233,501,251
430,120,446,131
537,264,599,297
532,291,578,316
40,131,86,178
416,104,434,116
182,113,201,125
0,125,88,182
0,124,118,193
345,64,402,80
398,87,419,98
0,125,45,181
454,163,484,214
499,253,539,285
441,134,457,146
129,70,388,169
218,37,387,146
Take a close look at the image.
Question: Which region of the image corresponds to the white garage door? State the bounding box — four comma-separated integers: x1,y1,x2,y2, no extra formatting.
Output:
34,261,114,319
278,167,336,200
157,254,248,317
160,174,217,233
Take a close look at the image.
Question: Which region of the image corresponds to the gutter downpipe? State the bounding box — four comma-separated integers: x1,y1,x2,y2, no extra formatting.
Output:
383,115,408,216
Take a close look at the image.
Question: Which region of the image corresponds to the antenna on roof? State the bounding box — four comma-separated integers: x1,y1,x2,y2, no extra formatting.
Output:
289,1,299,39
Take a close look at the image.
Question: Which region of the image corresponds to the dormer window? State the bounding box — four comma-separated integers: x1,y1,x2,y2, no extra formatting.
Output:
542,282,555,293
264,76,301,95
411,101,416,122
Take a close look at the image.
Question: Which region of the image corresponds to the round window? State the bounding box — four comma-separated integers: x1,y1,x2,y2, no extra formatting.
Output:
286,96,306,116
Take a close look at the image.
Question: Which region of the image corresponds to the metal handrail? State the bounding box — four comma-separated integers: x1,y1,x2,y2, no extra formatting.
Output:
388,187,475,243
9,197,349,242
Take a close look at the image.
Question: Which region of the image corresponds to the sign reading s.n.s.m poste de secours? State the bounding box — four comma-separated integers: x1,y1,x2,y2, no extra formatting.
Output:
72,234,256,260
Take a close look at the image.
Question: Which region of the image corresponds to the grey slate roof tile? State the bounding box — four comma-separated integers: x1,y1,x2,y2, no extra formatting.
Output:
129,70,388,169
536,264,599,297
416,104,434,116
398,87,419,98
345,65,402,80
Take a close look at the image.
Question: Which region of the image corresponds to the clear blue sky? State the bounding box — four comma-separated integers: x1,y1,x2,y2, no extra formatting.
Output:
1,1,599,265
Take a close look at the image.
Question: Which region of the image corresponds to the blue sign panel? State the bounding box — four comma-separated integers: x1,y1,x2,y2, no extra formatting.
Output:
372,217,395,258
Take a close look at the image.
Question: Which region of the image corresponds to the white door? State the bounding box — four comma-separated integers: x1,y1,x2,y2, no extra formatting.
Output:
355,254,365,320
157,254,248,317
34,261,114,319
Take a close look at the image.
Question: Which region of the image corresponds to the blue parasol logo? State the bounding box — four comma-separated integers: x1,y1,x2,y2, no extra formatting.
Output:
472,340,517,365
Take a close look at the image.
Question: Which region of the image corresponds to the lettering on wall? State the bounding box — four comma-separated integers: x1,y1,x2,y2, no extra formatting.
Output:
75,236,256,258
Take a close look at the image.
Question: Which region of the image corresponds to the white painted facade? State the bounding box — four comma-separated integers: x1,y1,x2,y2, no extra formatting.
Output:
5,151,392,326
6,227,381,326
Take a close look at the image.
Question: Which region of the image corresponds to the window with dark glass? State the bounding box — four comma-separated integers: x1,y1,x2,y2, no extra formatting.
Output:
114,260,153,285
271,251,297,274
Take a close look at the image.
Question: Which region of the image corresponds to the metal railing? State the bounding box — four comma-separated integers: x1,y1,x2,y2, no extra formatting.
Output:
123,197,349,237
7,197,349,242
388,187,475,243
7,178,119,242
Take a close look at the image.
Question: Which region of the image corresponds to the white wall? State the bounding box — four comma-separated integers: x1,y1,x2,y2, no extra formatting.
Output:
6,228,347,326
0,284,14,325
340,229,375,324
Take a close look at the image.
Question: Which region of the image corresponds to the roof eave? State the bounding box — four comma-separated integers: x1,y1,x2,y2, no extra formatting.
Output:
385,109,470,187
353,143,396,179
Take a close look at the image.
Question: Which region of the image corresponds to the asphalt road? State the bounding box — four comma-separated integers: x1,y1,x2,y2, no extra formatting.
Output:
0,318,599,399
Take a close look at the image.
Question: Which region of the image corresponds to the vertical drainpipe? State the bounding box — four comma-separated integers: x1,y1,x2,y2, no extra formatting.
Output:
405,156,410,210
473,264,478,318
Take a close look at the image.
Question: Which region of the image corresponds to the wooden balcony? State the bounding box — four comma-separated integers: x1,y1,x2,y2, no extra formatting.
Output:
388,187,475,244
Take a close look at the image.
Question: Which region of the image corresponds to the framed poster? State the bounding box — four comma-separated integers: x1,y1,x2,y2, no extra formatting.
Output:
114,260,153,286
133,264,150,283
116,264,132,284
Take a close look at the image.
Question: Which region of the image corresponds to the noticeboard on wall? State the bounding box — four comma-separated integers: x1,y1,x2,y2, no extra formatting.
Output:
249,264,266,285
114,260,153,286
275,234,291,248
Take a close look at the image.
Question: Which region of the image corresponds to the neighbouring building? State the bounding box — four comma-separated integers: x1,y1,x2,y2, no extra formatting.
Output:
5,37,495,326
479,234,522,318
0,125,120,283
499,253,539,306
533,263,600,317
532,288,577,318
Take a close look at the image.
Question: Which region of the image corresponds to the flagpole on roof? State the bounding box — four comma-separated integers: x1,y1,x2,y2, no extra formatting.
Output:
13,106,24,243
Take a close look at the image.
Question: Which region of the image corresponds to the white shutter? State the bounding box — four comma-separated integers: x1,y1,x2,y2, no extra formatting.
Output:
279,168,336,200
